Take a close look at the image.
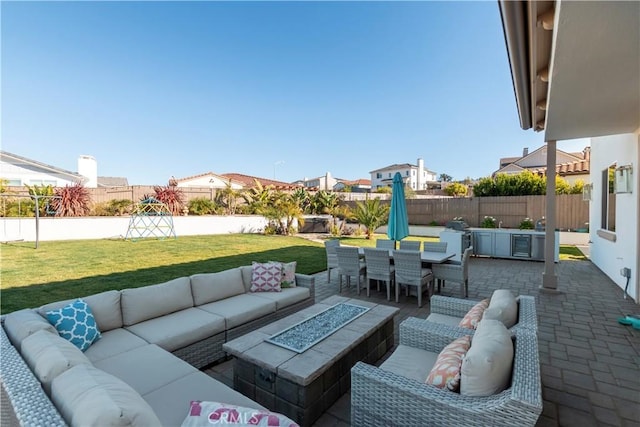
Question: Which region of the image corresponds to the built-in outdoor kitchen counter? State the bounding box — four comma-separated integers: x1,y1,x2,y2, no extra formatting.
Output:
470,228,559,262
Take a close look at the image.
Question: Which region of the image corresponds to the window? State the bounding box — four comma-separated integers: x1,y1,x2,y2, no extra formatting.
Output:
6,179,21,186
601,164,616,231
405,171,409,176
376,173,382,179
388,173,392,178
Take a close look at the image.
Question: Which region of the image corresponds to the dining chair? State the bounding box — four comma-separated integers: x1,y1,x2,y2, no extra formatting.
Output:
376,239,396,250
392,249,434,307
336,246,367,295
399,240,421,251
363,248,395,300
431,246,473,298
324,239,341,283
423,241,448,253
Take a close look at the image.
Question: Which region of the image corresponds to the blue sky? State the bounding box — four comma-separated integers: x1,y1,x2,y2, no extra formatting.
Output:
2,1,589,185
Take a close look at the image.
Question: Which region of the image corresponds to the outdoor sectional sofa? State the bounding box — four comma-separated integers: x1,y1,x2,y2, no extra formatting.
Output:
0,265,315,426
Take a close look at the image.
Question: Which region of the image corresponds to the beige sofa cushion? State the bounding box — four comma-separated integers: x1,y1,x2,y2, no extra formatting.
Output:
143,371,265,426
51,364,161,426
39,290,123,332
94,344,197,396
124,308,225,352
197,294,276,329
460,319,514,396
2,309,57,350
240,266,254,292
484,289,518,328
121,277,193,326
21,330,92,395
190,268,246,306
379,344,439,383
250,287,310,310
84,328,149,363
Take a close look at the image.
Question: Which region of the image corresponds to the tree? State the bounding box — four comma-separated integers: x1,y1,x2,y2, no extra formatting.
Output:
51,183,92,217
353,198,389,239
439,173,453,182
444,182,468,197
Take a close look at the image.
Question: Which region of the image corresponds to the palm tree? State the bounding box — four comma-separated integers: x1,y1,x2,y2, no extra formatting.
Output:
353,198,389,239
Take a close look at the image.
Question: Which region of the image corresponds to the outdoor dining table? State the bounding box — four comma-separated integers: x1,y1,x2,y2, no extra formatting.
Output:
357,247,455,265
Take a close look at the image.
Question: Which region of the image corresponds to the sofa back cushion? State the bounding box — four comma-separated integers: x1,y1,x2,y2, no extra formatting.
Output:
52,364,162,426
460,319,514,396
190,268,246,306
2,308,57,350
483,289,518,329
38,290,123,332
121,277,193,326
21,330,92,395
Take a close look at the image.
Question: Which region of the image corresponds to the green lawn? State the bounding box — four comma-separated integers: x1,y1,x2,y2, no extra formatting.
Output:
0,233,584,314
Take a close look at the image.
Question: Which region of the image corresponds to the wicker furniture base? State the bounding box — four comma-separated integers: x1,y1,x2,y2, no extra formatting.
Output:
223,296,399,427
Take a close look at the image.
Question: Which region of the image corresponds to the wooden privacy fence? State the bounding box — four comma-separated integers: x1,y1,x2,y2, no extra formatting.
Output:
345,194,589,231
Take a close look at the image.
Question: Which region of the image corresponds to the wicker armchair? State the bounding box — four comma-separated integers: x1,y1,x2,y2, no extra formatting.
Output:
351,318,542,427
336,246,367,295
432,246,473,298
423,241,448,253
399,240,421,251
427,294,538,333
324,239,341,283
376,239,396,250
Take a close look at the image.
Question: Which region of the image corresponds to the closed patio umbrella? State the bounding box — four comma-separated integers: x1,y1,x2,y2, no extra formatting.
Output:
387,172,409,247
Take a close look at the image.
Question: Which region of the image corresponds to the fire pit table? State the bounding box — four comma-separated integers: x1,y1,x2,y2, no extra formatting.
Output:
222,295,399,427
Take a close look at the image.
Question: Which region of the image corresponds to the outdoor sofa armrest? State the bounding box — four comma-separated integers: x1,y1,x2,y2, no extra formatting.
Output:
429,295,478,318
399,317,472,352
294,273,315,302
0,323,67,427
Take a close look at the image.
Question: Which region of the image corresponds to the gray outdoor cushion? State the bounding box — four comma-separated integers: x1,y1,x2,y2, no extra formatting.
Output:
250,287,310,309
190,268,246,306
124,308,225,352
240,265,254,292
121,277,193,326
379,344,439,383
484,289,518,328
143,371,265,427
84,328,148,363
38,290,123,332
51,364,162,426
2,309,57,350
425,313,462,328
196,294,276,329
21,330,92,395
94,344,197,396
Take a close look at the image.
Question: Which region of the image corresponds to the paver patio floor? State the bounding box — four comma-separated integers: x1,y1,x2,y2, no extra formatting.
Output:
206,256,640,427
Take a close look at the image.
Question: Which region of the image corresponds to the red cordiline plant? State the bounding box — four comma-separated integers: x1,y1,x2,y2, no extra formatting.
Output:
51,183,91,217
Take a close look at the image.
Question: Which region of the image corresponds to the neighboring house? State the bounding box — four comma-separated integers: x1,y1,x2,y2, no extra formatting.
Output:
292,172,339,191
220,173,301,191
174,172,244,190
496,146,590,184
0,151,126,189
370,158,437,191
333,179,372,193
499,1,639,300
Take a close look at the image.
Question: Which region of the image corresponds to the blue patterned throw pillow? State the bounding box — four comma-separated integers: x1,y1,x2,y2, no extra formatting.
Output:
46,299,101,352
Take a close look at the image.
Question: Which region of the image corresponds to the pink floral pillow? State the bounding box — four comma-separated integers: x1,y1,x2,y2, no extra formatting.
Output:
250,262,283,292
458,299,489,329
268,261,297,288
425,335,472,392
182,401,299,427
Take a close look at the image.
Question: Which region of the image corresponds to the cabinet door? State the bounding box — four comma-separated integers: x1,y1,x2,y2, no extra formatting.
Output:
474,232,493,256
531,235,545,260
494,233,511,257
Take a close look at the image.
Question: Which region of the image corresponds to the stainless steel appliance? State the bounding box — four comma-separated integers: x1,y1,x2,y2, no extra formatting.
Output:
511,234,532,258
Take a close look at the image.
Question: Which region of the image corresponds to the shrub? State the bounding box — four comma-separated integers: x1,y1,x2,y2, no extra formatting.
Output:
152,185,185,215
188,198,219,215
480,216,497,228
519,217,534,230
50,183,91,217
444,182,468,197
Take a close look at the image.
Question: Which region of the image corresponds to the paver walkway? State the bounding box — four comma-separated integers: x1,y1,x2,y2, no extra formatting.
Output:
206,256,640,426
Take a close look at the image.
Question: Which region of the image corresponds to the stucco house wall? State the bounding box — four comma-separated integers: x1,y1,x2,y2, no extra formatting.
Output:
589,132,639,301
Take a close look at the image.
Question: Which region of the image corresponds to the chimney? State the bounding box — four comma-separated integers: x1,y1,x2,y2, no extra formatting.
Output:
77,155,97,188
583,146,591,161
417,158,424,190
523,147,529,157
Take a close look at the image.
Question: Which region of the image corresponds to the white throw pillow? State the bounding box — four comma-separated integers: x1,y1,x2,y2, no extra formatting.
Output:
460,319,514,396
484,289,518,328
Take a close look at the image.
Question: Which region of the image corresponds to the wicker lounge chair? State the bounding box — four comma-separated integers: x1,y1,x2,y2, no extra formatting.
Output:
351,318,542,427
